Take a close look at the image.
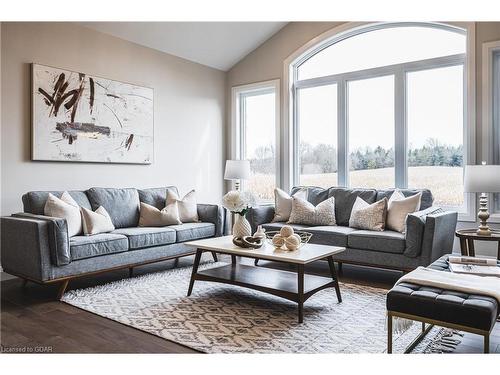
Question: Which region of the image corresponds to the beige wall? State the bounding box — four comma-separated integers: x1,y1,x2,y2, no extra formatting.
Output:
1,22,226,215
227,22,500,257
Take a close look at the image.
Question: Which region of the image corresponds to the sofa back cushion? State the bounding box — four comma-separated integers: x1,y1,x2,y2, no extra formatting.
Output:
22,190,91,215
329,188,378,226
376,188,433,210
86,188,140,228
138,186,179,210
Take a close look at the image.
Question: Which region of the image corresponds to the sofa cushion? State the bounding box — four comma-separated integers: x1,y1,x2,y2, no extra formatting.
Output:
70,233,128,261
87,188,140,228
169,222,216,242
22,190,91,215
112,227,176,249
138,186,179,210
306,226,357,247
348,230,406,254
329,188,378,226
376,188,433,210
291,186,329,206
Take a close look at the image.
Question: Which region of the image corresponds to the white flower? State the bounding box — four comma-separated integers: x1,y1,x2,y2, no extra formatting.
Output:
222,190,256,213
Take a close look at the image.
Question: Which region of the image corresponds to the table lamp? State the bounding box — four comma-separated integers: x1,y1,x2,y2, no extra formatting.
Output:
224,160,251,190
464,162,500,236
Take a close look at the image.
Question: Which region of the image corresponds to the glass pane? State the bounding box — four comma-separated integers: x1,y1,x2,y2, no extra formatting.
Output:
493,52,500,212
407,65,464,207
242,91,276,201
298,26,466,80
348,75,395,189
298,84,338,188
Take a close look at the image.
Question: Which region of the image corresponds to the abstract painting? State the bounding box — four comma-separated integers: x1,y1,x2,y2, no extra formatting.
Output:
32,64,154,164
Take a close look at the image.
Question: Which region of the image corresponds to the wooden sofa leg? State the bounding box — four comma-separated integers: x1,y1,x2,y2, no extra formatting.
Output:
387,313,393,354
129,267,134,277
337,262,343,273
57,279,69,300
254,259,259,266
21,278,28,288
484,334,490,353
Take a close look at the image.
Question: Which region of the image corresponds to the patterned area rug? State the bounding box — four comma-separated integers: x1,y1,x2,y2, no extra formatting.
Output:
61,261,455,353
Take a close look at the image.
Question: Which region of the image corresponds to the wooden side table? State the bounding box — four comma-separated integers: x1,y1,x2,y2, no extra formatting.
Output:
455,229,500,260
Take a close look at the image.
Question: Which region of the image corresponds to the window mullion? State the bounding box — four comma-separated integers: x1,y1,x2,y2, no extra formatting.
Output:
394,69,407,188
338,80,348,187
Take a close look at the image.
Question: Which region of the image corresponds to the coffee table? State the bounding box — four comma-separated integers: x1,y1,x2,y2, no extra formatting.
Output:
184,235,345,323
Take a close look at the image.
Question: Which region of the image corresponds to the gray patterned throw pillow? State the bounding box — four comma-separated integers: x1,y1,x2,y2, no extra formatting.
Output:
288,196,336,226
349,197,388,231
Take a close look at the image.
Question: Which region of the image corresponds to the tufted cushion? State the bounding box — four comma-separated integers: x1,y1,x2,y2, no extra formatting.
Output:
387,255,499,331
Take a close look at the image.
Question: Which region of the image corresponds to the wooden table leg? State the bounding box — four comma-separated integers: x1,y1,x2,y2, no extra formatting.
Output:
467,238,475,257
231,255,237,264
459,237,468,256
327,256,342,303
211,252,218,262
297,264,304,323
187,249,203,296
497,241,500,261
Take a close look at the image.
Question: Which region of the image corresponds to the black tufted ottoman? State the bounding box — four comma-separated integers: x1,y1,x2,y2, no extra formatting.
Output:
386,255,499,353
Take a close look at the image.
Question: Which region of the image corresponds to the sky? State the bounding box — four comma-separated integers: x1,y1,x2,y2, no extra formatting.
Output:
243,26,465,158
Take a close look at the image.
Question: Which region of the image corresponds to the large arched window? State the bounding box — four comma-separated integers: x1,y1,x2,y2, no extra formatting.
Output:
291,22,469,210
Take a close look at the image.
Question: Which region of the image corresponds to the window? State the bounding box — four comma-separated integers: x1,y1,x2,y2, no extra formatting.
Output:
232,80,279,201
407,65,464,207
291,23,469,211
493,51,500,213
297,84,338,187
348,75,395,189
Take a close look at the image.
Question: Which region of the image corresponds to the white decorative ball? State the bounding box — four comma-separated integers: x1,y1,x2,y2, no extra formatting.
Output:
280,225,295,238
291,233,302,244
284,235,301,251
272,234,285,248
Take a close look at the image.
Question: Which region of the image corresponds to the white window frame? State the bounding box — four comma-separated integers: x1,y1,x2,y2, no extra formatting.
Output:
230,79,280,199
482,40,500,222
283,22,476,221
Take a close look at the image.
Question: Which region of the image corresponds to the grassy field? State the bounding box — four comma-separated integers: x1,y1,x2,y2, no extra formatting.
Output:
247,166,463,207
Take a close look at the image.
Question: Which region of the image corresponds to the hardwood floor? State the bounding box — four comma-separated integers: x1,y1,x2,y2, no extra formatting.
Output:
1,255,498,353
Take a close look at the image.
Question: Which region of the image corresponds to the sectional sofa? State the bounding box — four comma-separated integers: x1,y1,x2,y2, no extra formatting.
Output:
248,186,458,271
1,186,224,298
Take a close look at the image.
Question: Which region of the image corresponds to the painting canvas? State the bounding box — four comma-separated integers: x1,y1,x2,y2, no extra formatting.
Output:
32,64,154,164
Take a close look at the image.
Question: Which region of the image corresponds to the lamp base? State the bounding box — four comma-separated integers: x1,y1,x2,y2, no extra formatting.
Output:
477,193,491,237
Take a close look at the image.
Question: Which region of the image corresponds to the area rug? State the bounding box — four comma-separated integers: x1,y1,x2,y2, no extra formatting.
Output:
61,261,460,353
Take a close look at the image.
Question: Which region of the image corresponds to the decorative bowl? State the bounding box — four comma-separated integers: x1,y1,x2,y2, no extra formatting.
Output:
265,231,313,251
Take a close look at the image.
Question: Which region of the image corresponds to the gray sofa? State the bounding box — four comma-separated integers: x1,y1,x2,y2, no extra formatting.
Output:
1,186,224,298
248,186,458,271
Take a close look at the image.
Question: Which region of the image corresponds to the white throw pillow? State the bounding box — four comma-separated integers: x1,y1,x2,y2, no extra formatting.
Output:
80,206,115,235
272,188,308,222
44,192,82,237
138,202,182,227
166,189,198,223
386,190,422,233
349,197,388,231
288,196,336,226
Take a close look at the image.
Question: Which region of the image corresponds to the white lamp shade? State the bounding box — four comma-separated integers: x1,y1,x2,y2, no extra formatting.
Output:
224,160,251,180
464,165,500,193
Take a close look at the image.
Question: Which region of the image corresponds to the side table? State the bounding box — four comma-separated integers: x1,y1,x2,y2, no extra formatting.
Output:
455,229,500,260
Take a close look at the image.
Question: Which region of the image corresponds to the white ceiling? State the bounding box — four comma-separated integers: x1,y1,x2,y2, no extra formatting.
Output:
81,22,287,71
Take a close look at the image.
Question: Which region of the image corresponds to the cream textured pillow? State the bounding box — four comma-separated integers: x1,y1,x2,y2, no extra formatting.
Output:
272,188,308,222
81,206,115,235
288,196,336,226
44,192,82,237
386,190,422,233
139,202,181,227
166,189,198,223
349,197,388,231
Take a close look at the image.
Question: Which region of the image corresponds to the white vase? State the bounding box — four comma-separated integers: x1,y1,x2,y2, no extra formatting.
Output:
232,214,252,238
